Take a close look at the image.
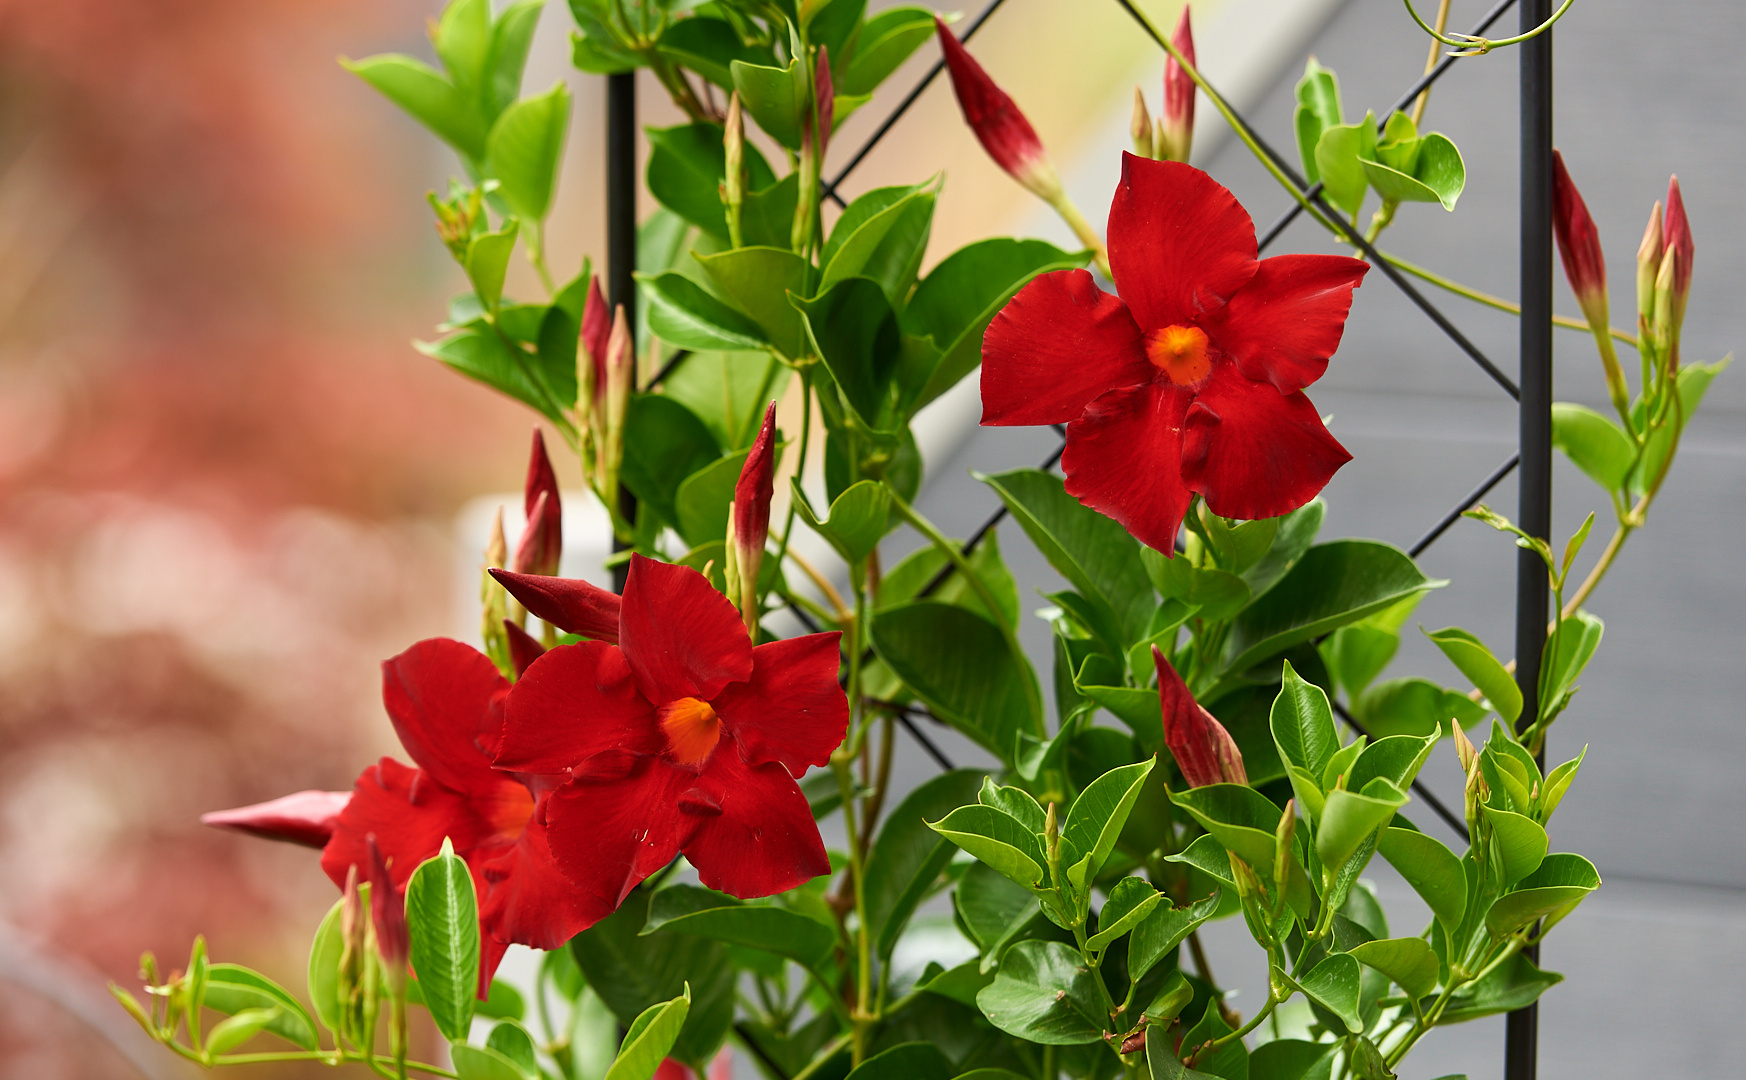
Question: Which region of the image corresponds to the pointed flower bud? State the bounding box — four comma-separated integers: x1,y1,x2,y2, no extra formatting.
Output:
512,429,563,577
490,569,622,643
581,275,610,411
1550,152,1606,321
723,92,745,247
201,789,351,848
1663,175,1694,349
728,402,777,630
1154,646,1246,787
1653,243,1677,359
596,304,633,496
1274,799,1296,881
481,508,514,677
935,18,1062,201
1161,7,1197,163
814,46,835,157
503,619,547,677
1452,719,1477,774
1130,87,1154,159
1635,200,1662,326
365,835,409,983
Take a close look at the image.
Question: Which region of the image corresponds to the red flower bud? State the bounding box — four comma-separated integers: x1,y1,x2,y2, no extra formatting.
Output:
814,46,835,156
490,569,622,643
1663,175,1694,332
935,17,1060,201
512,429,562,577
728,402,777,630
365,834,409,977
1153,645,1245,787
503,618,547,677
201,789,351,848
581,274,610,407
1161,8,1196,163
1551,151,1607,319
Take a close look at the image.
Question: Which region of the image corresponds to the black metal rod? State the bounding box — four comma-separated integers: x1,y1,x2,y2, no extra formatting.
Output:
608,71,638,592
820,0,1011,205
1256,0,1520,251
1509,1,1554,1076
913,431,1066,601
1332,698,1468,843
894,710,957,771
1408,454,1520,559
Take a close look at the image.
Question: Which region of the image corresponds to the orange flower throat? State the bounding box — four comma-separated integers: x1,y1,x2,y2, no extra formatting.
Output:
658,697,722,766
1145,324,1211,385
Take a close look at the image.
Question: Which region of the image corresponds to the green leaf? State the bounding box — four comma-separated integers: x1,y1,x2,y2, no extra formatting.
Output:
845,1042,954,1080
465,220,520,312
674,446,756,546
1540,610,1603,721
1297,952,1362,1033
1221,540,1442,683
876,530,1019,628
906,239,1086,409
1270,660,1340,782
417,323,566,425
955,861,1041,971
820,186,936,304
453,1044,534,1080
1347,732,1438,794
205,1007,281,1057
643,885,835,969
791,478,891,564
1320,624,1398,700
480,978,526,1021
1162,833,1236,890
433,0,492,99
694,246,811,358
1353,677,1487,739
1316,782,1407,879
928,804,1047,890
1424,627,1521,724
1178,1001,1249,1080
978,469,1155,645
639,272,769,351
1168,784,1282,874
731,57,807,149
343,55,489,162
487,1020,540,1079
605,988,692,1080
1632,356,1730,499
795,277,922,430
1293,58,1344,185
1084,877,1162,952
486,82,570,222
1551,403,1635,491
975,940,1105,1045
406,838,480,1042
656,18,771,90
1063,758,1156,881
619,395,722,531
1435,954,1562,1024
1141,549,1250,623
873,600,1044,761
1127,890,1221,983
202,964,319,1050
1313,116,1377,216
660,349,790,451
1244,501,1325,602
840,6,935,94
1484,854,1600,938
1482,805,1549,886
865,770,986,960
1349,938,1438,999
1539,746,1586,823
1250,1039,1337,1080
1147,1020,1224,1080
484,0,543,119
306,898,346,1039
572,892,734,1071
1362,131,1464,210
645,123,776,240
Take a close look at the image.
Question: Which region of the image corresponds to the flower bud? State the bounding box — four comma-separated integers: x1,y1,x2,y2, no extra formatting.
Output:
512,429,563,577
481,508,514,675
935,17,1062,202
201,790,351,848
503,618,547,677
728,402,777,632
365,836,409,986
1635,200,1662,326
1043,800,1061,870
1160,7,1196,163
581,275,610,413
490,569,623,643
814,46,835,157
1653,243,1677,361
1550,152,1606,323
1154,645,1246,787
1274,799,1296,881
1227,851,1261,901
1452,720,1477,774
599,304,633,494
1663,175,1694,356
1130,87,1154,159
723,92,745,248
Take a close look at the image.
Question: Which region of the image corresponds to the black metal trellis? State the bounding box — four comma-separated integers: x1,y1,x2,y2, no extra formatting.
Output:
603,0,1554,1071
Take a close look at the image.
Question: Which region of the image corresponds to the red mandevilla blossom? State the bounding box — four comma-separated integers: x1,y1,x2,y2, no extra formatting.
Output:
490,568,622,643
497,555,848,909
981,155,1369,552
318,638,600,990
1154,645,1245,787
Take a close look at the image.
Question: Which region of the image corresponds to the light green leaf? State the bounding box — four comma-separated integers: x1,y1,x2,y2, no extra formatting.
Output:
1270,660,1340,782
645,123,776,239
1085,877,1162,952
1484,854,1599,938
1353,677,1488,739
643,886,835,970
486,82,570,222
453,1044,533,1080
674,447,755,546
204,1007,281,1057
864,770,985,959
840,6,936,95
203,964,319,1051
1317,781,1408,879
1313,116,1377,216
639,272,769,351
1147,1020,1224,1080
1140,549,1250,623
927,804,1046,891
1297,952,1362,1033
405,838,480,1043
1551,403,1635,491
1161,834,1236,891
465,220,520,312
1251,1039,1338,1080
1482,805,1549,886
730,57,807,149
1349,937,1439,999
1347,732,1438,794
791,478,891,564
306,898,345,1039
343,55,489,162
1168,783,1282,874
1063,758,1155,881
604,988,692,1080
975,941,1105,1045
484,0,544,119
1436,953,1562,1024
1127,890,1221,983
433,0,492,100
656,17,772,91
820,187,936,304
1377,827,1466,932
1632,356,1730,499
1425,627,1522,725
695,246,811,359
1243,500,1325,602
486,1019,538,1075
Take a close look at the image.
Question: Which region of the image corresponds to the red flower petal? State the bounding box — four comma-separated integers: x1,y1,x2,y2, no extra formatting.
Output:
479,935,510,999
1204,253,1369,395
497,641,661,775
981,269,1150,426
475,804,612,951
620,555,753,704
1107,155,1258,330
201,789,351,848
681,749,830,898
1178,363,1350,521
319,758,501,892
1062,381,1195,553
490,570,622,644
381,639,509,795
544,759,693,908
712,634,848,774
503,619,547,677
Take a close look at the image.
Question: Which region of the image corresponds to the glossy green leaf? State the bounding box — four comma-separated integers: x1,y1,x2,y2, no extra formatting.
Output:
978,469,1155,645
674,446,753,545
306,898,345,1039
865,769,986,959
1539,746,1586,823
906,239,1085,408
1353,677,1487,739
1425,627,1521,724
820,185,935,304
1376,827,1466,932
406,839,480,1042
1366,131,1463,209
433,0,491,97
845,1042,954,1080
1147,1020,1224,1080
978,778,1045,832
1127,890,1222,983
486,1020,539,1080
1320,624,1398,700
876,529,1019,629
694,246,811,358
1436,954,1562,1024
1482,805,1549,886
656,18,771,90
1161,834,1237,891
486,82,570,222
1349,937,1438,999
1085,876,1162,952
791,478,891,564
927,804,1046,890
1313,116,1377,216
344,55,489,162
1141,549,1250,623
731,57,806,149
1293,58,1343,184
955,861,1041,972
453,1044,532,1080
205,1007,280,1057
1250,1039,1337,1080
464,220,519,312
1632,356,1730,499
1297,952,1363,1033
1222,540,1442,681
416,323,566,425
840,6,935,94
203,964,319,1050
1064,758,1155,881
1178,1000,1249,1080
975,941,1105,1045
660,349,790,451
645,123,776,240
1168,783,1282,873
1551,403,1635,491
872,600,1044,761
1243,501,1324,602
1484,854,1600,938
1540,610,1603,721
619,395,721,531
795,277,928,430
1270,660,1340,782
639,272,769,351
1347,732,1438,794
484,0,543,119
643,885,835,969
1317,781,1407,879
604,988,692,1080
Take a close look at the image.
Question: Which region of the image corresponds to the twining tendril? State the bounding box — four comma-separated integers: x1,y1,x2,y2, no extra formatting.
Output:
1404,0,1575,55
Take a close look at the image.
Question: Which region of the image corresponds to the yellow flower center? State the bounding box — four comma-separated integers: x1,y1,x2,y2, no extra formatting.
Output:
1145,324,1212,386
657,697,722,767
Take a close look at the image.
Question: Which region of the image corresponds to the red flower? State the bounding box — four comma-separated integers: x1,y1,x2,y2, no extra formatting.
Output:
1154,646,1245,787
981,156,1368,552
935,17,1060,201
512,428,562,577
490,568,622,643
1160,7,1196,163
498,555,847,908
202,789,351,848
319,638,601,990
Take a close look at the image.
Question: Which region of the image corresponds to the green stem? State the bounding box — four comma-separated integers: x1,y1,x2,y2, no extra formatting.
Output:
1403,0,1574,54
1210,991,1279,1048
1041,1044,1057,1080
771,369,812,596
834,572,874,1065
1379,248,1639,346
529,222,557,296
791,1033,855,1080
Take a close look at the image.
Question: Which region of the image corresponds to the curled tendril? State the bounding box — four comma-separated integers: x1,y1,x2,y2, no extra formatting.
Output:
1404,0,1576,55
